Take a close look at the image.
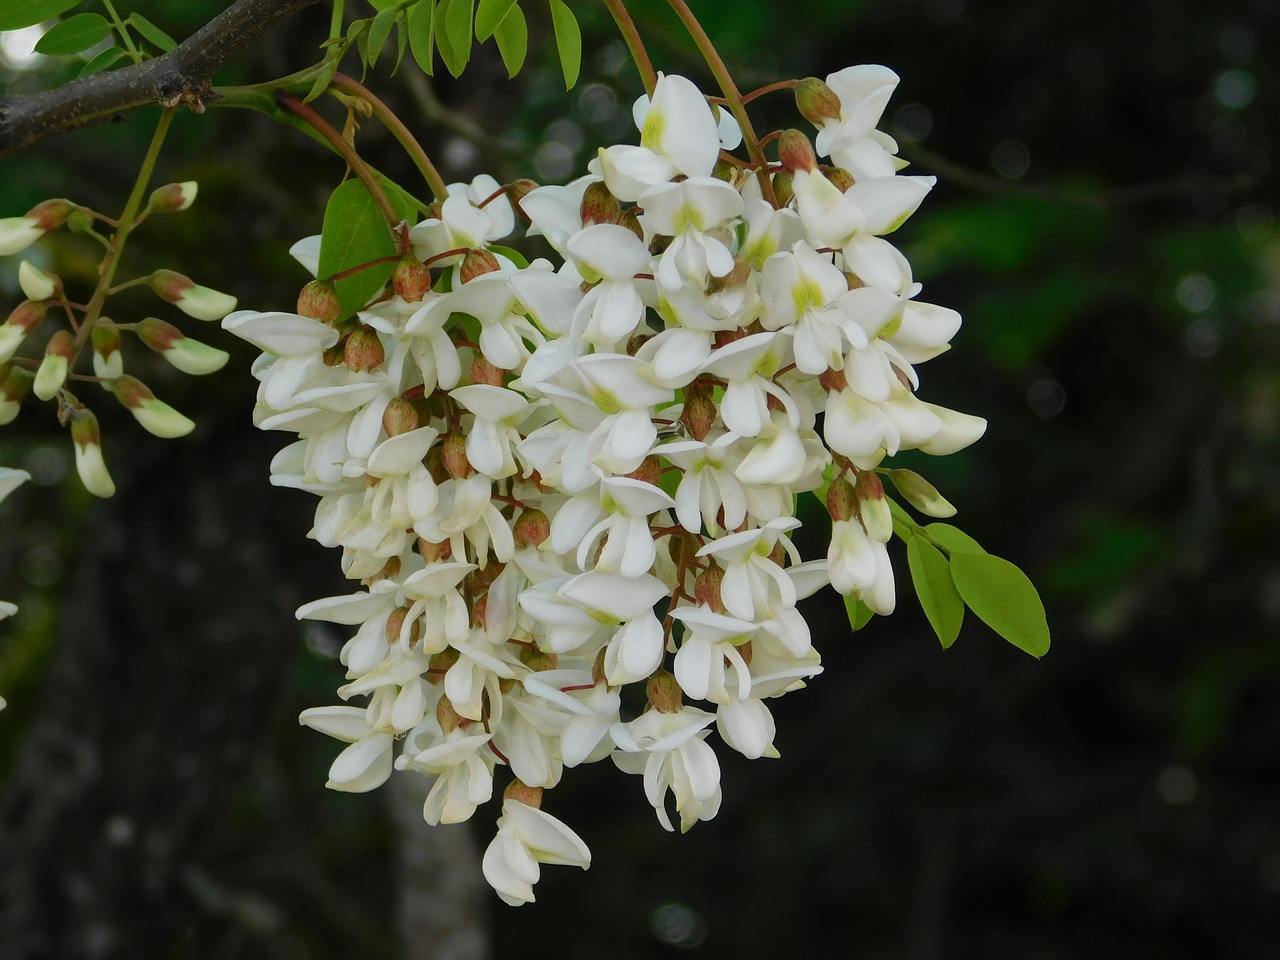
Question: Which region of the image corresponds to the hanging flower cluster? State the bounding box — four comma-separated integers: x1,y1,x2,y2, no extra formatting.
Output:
224,66,984,905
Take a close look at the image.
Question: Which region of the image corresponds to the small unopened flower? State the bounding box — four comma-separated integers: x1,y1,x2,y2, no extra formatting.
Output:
0,199,75,256
0,366,33,425
92,324,124,379
33,330,73,401
69,409,115,498
147,181,198,213
18,261,60,301
111,375,195,438
149,269,237,321
0,301,48,365
136,318,230,375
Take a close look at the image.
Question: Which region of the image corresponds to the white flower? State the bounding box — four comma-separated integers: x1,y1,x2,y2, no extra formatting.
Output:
482,799,591,906
298,706,395,793
612,706,722,833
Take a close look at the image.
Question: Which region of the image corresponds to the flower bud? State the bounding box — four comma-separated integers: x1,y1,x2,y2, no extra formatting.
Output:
149,269,237,321
297,279,341,323
771,169,795,207
386,605,421,646
580,181,621,226
418,535,452,562
0,300,47,364
818,367,848,393
646,670,682,714
826,475,857,522
884,468,956,518
591,648,608,686
680,385,716,441
503,780,543,807
514,508,550,549
469,355,503,386
612,208,644,241
92,323,124,379
392,255,431,303
147,181,198,213
382,397,419,436
428,647,460,684
27,199,76,231
442,432,471,479
0,366,34,425
343,325,385,373
459,249,500,284
18,261,61,301
135,317,228,375
111,375,195,438
778,129,817,174
322,340,346,366
712,158,737,182
437,694,464,733
33,330,73,401
794,77,842,125
854,471,893,543
694,564,725,613
506,179,538,222
825,166,856,192
0,199,73,255
69,408,115,498
521,645,557,672
627,454,662,487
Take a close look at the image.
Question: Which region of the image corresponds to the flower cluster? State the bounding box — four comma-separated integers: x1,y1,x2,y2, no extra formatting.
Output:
224,67,984,904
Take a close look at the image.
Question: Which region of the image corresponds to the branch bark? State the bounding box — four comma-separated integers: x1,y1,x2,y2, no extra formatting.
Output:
0,0,322,157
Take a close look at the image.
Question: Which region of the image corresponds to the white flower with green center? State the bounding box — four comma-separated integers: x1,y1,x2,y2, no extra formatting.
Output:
482,799,591,906
612,706,722,833
450,384,535,479
813,64,900,162
660,432,749,535
639,177,743,293
397,724,496,826
409,174,514,258
564,223,652,345
550,476,674,577
700,331,793,438
522,669,622,767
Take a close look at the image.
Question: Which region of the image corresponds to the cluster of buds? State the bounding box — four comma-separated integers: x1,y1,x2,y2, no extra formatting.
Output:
224,67,983,905
0,183,237,497
0,466,30,710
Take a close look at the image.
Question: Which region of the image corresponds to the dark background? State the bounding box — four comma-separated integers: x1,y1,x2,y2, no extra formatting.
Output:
1,0,1278,956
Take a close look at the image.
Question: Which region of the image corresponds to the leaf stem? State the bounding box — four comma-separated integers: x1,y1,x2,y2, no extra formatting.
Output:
663,0,776,206
73,106,177,360
102,0,143,64
602,0,657,96
274,91,403,235
329,72,448,201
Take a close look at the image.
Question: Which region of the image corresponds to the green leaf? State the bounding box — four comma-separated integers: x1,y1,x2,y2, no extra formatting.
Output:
391,9,410,73
923,522,986,556
407,0,434,74
441,0,472,76
433,0,464,77
76,44,124,76
907,536,964,649
128,12,175,52
0,0,80,32
304,54,340,102
365,5,397,67
547,0,580,89
884,468,956,518
474,0,516,40
844,595,875,632
32,11,108,55
318,179,401,321
491,2,526,76
949,552,1050,658
366,0,401,8
488,244,529,269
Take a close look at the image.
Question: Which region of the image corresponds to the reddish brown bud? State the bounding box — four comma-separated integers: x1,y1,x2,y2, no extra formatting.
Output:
591,648,608,686
844,272,865,291
713,327,748,348
135,317,183,351
25,199,75,231
6,299,47,334
442,432,471,479
147,182,197,214
737,640,754,667
778,129,817,174
646,670,683,714
297,279,341,323
507,179,538,222
520,645,557,672
322,340,347,366
794,77,842,125
382,397,420,436
1,366,34,402
437,695,464,733
680,388,716,442
826,476,858,522
428,647,460,685
386,606,421,645
45,329,74,361
695,564,725,613
612,208,644,241
392,256,431,303
375,556,402,582
825,166,856,192
625,332,652,356
418,536,452,562
818,367,848,393
344,325,385,372
768,541,787,567
503,780,543,807
469,356,503,386
514,508,550,549
854,469,885,502
460,249,500,283
580,181,621,226
627,454,662,487
772,170,795,207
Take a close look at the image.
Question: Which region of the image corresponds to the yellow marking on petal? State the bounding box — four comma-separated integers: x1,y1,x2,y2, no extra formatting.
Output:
793,278,825,316
590,387,622,415
641,109,665,151
674,204,704,234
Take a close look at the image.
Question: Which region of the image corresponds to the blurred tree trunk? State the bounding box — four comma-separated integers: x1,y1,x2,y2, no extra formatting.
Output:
0,429,322,958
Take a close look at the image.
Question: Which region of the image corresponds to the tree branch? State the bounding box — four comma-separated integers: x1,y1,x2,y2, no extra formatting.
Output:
0,0,322,158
